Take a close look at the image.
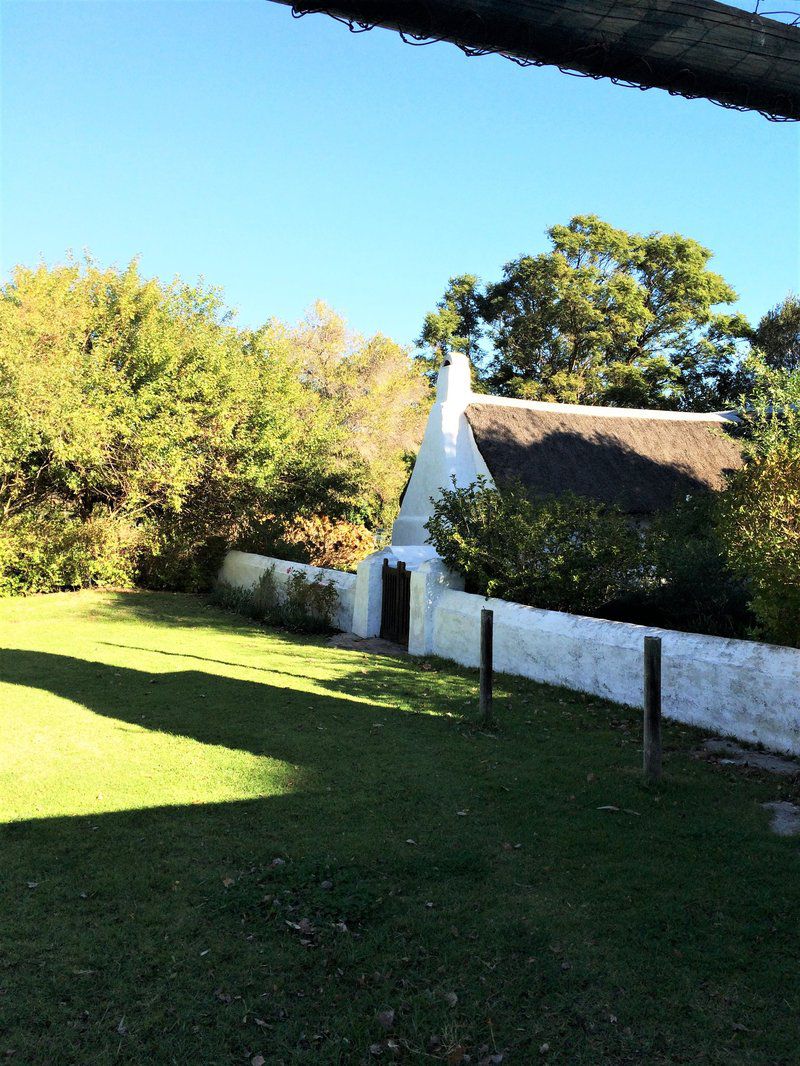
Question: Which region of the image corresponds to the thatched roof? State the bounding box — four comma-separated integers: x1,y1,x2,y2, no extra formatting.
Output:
465,401,743,514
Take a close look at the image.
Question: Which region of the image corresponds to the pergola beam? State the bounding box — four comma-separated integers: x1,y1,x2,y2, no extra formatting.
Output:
269,0,800,120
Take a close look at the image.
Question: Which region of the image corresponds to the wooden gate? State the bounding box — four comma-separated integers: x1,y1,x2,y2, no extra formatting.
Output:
380,558,411,646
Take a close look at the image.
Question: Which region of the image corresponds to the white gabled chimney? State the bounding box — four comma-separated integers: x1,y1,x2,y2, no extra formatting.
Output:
435,351,472,405
391,351,493,547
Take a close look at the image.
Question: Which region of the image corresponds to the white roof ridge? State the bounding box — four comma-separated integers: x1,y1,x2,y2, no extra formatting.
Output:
466,393,740,424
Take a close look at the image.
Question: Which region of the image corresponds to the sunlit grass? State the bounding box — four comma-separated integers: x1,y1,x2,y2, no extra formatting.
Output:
1,591,799,1064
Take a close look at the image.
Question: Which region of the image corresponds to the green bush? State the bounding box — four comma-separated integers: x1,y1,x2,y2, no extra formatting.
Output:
0,503,138,596
425,478,755,638
425,478,641,615
718,369,800,646
603,494,752,638
211,566,339,634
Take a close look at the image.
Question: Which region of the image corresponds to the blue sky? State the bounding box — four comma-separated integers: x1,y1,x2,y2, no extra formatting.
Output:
2,0,798,347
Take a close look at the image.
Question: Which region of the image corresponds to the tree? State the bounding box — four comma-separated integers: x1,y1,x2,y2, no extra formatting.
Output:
279,301,431,528
416,274,485,375
0,262,426,593
420,215,751,410
754,295,800,372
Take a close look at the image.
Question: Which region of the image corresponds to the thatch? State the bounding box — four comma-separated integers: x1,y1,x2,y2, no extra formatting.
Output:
465,403,743,514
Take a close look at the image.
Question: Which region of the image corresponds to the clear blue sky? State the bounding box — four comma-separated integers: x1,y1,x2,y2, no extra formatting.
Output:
2,0,798,347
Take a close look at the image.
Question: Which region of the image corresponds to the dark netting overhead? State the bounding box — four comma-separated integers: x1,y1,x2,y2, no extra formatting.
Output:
752,0,799,26
269,0,800,120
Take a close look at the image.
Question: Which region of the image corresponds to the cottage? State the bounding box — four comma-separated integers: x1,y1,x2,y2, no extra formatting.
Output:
391,352,743,546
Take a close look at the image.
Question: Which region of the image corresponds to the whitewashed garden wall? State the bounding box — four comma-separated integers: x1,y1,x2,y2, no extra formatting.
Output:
219,548,800,756
218,551,357,633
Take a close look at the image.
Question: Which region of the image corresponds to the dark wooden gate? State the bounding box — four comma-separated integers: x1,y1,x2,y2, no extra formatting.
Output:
380,558,411,646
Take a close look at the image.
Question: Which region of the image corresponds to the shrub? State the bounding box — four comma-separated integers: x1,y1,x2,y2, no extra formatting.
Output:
0,503,139,596
211,566,339,634
280,514,376,572
603,494,753,638
425,478,641,615
718,369,800,646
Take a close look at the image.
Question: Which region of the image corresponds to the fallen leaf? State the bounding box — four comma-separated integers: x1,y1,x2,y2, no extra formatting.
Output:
252,1056,266,1066
377,1009,395,1030
443,991,458,1007
222,876,235,888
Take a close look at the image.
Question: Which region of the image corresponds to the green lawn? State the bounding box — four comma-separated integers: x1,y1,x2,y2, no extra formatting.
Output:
1,592,798,1065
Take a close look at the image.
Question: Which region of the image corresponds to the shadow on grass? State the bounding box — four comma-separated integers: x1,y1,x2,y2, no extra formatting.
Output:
2,622,800,1064
0,646,472,785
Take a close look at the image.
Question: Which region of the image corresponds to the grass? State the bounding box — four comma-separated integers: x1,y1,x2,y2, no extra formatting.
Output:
0,591,799,1065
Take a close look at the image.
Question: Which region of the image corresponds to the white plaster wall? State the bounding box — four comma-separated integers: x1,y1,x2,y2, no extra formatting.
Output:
392,353,492,546
218,550,356,633
431,588,800,755
352,545,441,638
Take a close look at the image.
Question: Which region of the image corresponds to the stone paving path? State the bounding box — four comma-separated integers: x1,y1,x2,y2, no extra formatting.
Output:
700,738,800,776
698,739,800,836
327,632,408,657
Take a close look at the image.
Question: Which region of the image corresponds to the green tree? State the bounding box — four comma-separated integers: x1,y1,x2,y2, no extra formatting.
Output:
416,274,485,375
754,294,800,372
421,216,751,410
0,261,424,593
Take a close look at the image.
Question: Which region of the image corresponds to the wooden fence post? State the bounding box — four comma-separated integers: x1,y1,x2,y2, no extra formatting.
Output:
643,635,662,781
479,608,494,726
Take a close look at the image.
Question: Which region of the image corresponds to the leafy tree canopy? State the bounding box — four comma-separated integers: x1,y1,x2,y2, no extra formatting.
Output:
419,215,755,411
0,260,429,594
754,294,800,373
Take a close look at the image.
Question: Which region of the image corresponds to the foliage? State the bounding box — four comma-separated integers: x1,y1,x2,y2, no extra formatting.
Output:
419,215,752,410
718,368,800,646
279,513,376,571
604,494,753,638
212,566,339,633
416,274,485,375
0,503,138,596
425,477,641,614
426,479,757,639
754,294,800,372
0,262,427,595
275,301,431,530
